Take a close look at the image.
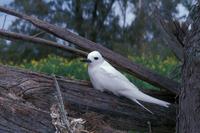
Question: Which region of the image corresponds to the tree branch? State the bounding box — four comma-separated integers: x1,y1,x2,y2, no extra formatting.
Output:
96,0,115,34
0,29,87,56
155,12,186,61
0,6,180,94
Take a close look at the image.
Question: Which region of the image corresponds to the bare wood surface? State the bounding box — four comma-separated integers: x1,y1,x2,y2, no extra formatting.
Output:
0,96,54,133
0,6,180,94
0,65,175,133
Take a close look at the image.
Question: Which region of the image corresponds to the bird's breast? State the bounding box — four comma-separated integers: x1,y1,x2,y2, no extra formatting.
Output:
88,67,105,91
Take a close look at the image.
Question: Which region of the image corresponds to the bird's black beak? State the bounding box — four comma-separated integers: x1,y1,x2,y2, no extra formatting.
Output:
81,59,92,63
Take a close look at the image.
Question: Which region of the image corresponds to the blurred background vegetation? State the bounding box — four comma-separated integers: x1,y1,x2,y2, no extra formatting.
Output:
0,0,193,89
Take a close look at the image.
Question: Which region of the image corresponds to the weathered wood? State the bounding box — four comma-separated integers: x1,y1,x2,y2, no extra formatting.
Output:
177,3,200,133
0,65,175,133
0,96,54,133
0,6,180,94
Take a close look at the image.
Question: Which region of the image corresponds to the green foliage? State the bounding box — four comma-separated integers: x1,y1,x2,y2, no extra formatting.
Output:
126,54,180,90
4,54,180,90
18,55,89,80
128,54,179,77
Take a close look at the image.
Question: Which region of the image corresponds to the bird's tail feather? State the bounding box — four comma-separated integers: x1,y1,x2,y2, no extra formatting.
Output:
134,91,170,108
133,99,154,114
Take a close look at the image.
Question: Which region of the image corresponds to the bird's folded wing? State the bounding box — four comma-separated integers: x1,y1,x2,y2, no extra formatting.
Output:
97,64,139,91
99,64,130,83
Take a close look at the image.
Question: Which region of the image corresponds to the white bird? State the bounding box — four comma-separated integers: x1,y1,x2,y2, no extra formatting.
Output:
82,51,170,114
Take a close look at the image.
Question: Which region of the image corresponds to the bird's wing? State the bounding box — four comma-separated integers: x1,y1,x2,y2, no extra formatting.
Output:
102,61,139,90
99,61,132,84
93,61,139,94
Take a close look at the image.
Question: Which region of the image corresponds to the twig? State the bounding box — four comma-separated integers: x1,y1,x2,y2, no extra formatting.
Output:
53,75,86,133
53,75,72,133
1,15,7,29
31,30,46,38
168,64,182,80
147,121,152,133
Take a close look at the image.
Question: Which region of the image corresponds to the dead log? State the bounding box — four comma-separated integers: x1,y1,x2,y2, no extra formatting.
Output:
0,96,54,133
0,65,175,133
0,6,180,94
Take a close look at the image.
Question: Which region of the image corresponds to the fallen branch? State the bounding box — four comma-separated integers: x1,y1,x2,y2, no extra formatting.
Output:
0,96,55,133
0,29,87,57
0,6,180,94
0,65,175,133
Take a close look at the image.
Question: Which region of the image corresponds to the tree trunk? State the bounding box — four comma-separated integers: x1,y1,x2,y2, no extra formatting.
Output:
0,65,175,133
177,4,200,133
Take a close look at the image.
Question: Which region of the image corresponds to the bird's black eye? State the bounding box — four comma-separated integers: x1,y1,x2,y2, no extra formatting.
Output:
94,57,98,60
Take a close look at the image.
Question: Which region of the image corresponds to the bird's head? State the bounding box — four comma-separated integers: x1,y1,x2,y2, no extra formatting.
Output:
82,51,104,66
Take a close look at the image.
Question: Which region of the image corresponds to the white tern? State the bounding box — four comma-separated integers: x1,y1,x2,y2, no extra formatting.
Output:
82,51,170,114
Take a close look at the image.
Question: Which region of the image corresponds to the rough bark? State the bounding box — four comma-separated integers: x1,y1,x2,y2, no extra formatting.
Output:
0,65,175,133
0,6,180,94
0,96,54,133
177,4,200,133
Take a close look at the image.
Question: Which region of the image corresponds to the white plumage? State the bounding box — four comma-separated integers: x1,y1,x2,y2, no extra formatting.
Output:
84,51,170,114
